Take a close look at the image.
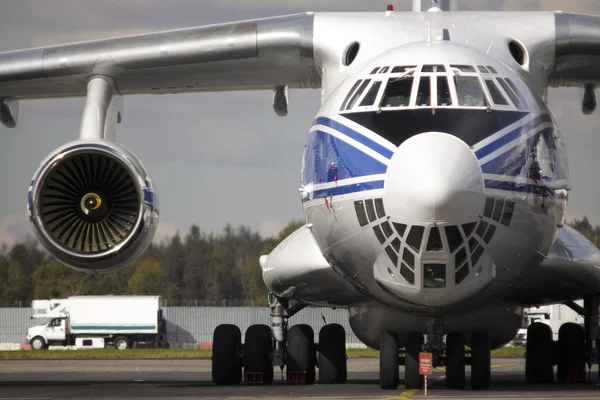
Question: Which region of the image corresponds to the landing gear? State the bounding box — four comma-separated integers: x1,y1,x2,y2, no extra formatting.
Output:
525,322,554,383
405,331,424,389
318,323,347,384
286,324,316,384
244,324,274,384
211,324,242,385
557,322,586,383
445,332,465,389
470,332,491,389
379,331,399,389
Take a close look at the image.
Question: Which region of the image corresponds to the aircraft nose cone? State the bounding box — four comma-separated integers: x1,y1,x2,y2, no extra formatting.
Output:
384,132,485,223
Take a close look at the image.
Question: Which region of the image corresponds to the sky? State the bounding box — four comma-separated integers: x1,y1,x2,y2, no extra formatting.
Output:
1,0,600,247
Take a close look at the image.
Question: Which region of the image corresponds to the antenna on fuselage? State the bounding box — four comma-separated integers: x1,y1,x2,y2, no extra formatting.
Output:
412,0,458,12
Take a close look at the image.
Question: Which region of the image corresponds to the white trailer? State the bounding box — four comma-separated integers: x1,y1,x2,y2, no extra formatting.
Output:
27,296,166,350
511,302,584,346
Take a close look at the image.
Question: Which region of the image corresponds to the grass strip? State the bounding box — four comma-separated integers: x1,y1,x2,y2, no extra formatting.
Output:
0,346,526,360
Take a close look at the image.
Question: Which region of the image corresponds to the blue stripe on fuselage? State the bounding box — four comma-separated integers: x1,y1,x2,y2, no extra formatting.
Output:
484,179,555,197
302,130,387,185
313,117,394,159
311,180,385,200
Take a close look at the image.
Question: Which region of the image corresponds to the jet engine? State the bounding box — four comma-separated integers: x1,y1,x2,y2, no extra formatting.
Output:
27,140,158,273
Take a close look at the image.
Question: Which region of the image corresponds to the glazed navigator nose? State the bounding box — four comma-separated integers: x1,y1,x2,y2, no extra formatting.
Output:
384,132,485,223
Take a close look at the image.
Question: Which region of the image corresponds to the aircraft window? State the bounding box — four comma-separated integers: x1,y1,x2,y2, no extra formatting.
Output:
394,222,407,237
424,264,446,288
483,197,495,218
375,198,386,218
401,263,415,284
426,227,444,251
444,225,463,253
476,221,489,238
415,77,432,106
450,64,476,72
468,237,479,252
487,66,498,73
340,80,363,111
365,198,377,222
403,248,415,269
370,67,380,74
455,76,487,107
455,264,469,284
379,66,390,73
406,225,425,252
373,225,386,244
492,199,504,221
381,77,414,107
505,79,528,109
422,64,446,72
483,225,496,244
354,201,369,227
484,80,509,105
478,65,489,73
501,200,515,226
359,81,383,106
496,78,523,109
385,245,399,265
462,222,476,237
392,65,416,73
471,245,484,266
391,237,401,252
437,76,453,106
381,221,394,238
346,79,372,110
455,247,467,268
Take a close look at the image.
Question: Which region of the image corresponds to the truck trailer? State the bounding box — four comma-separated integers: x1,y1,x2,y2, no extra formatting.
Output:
26,296,166,350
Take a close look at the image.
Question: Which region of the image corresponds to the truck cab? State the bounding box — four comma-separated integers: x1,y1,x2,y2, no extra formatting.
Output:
27,317,68,350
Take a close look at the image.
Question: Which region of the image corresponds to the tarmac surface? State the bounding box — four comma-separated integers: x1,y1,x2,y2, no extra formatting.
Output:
0,357,598,399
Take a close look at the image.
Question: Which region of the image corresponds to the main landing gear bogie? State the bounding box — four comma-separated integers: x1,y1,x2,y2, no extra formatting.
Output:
210,321,348,386
377,330,492,391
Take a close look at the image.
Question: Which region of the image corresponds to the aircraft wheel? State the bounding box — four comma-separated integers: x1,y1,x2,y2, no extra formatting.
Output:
287,324,316,384
318,324,346,384
379,331,399,389
404,331,424,389
244,324,274,384
525,322,554,383
470,332,491,389
212,324,242,385
557,322,586,383
445,332,465,389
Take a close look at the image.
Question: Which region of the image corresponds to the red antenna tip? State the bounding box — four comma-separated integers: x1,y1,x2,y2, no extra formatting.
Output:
387,4,394,11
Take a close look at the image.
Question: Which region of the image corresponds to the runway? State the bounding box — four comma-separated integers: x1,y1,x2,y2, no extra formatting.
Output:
0,357,597,399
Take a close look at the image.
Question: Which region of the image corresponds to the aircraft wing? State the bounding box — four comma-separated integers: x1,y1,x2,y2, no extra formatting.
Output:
550,12,600,87
0,13,319,100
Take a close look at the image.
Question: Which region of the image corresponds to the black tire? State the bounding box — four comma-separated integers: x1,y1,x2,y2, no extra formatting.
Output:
318,324,346,384
525,322,554,383
114,336,129,350
212,324,242,385
446,332,465,389
404,331,424,390
557,322,586,383
379,331,399,389
30,336,46,351
286,324,315,384
244,324,274,385
470,332,491,389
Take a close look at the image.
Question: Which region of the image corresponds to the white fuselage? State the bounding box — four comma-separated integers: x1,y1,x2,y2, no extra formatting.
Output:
301,41,568,316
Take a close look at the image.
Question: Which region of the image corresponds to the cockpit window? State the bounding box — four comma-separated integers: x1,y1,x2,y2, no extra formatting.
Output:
496,78,523,109
455,76,487,107
422,64,446,73
379,66,389,73
392,65,416,73
416,77,432,106
340,80,363,111
345,79,371,110
484,79,509,105
487,66,498,74
478,65,489,73
505,78,528,109
380,77,413,107
437,76,453,106
370,67,380,74
359,81,382,106
450,64,476,73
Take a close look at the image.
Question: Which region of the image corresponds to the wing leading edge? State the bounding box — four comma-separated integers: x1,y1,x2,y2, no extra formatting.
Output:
0,13,320,99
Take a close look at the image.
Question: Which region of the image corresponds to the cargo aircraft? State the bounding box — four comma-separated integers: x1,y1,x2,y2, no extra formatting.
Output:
2,0,600,391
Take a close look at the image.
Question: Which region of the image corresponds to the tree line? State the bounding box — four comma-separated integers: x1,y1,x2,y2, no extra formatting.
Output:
0,217,598,307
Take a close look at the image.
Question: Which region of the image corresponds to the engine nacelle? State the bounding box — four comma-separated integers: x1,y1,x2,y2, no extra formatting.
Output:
27,140,158,273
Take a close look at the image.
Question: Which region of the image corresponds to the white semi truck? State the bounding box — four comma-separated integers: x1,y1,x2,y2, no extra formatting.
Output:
26,296,166,350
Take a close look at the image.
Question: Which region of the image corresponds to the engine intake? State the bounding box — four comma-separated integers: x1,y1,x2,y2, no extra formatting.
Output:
28,140,158,273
